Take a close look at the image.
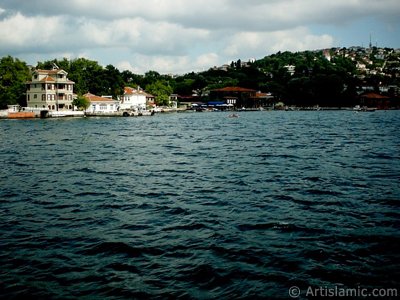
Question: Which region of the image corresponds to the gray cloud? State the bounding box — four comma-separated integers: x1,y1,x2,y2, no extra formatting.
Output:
2,0,399,30
0,0,398,73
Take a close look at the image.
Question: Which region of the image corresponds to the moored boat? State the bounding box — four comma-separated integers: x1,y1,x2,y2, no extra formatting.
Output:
353,105,376,112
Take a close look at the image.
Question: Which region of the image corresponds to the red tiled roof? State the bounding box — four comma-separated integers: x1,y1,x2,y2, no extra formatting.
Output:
254,92,270,98
124,86,154,97
361,92,389,99
83,93,117,102
40,76,55,82
34,69,67,75
124,87,146,95
211,86,257,92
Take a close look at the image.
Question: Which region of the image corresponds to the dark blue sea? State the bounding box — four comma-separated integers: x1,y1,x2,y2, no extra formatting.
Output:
1,111,399,299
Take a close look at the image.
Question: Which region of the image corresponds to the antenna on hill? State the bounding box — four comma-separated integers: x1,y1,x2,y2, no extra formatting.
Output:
369,33,372,49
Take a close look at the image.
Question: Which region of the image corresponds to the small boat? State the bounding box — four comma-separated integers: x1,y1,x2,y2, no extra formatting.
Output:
228,113,239,118
353,105,376,112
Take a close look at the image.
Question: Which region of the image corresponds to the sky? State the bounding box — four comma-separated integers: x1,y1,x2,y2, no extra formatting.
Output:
0,0,399,75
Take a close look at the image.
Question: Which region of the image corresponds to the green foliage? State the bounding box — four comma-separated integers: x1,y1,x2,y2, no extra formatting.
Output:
0,56,30,108
37,58,124,98
72,95,90,110
174,78,195,95
1,48,398,110
145,81,173,106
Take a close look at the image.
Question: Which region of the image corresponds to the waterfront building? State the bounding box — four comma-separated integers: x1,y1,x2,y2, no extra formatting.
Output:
119,87,147,111
84,93,119,114
26,66,75,111
210,86,257,108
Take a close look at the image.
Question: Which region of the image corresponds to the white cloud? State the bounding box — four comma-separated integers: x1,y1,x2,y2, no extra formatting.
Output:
116,61,142,74
223,28,334,60
0,13,62,49
267,28,335,53
116,52,220,74
195,53,219,70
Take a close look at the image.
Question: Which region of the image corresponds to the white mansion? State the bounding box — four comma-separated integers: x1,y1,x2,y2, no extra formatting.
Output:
119,87,148,111
26,67,75,111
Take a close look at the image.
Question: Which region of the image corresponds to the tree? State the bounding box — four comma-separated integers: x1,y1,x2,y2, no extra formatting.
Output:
174,78,195,95
143,70,161,86
0,56,31,108
145,80,173,106
72,95,90,111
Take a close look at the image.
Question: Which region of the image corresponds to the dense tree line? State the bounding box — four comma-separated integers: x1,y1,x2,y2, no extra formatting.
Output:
0,56,31,108
0,49,398,109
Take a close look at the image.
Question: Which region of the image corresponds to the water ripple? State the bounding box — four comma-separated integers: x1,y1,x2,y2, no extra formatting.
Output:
1,111,399,299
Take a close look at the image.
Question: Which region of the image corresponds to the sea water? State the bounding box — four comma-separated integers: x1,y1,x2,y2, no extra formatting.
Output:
1,111,399,299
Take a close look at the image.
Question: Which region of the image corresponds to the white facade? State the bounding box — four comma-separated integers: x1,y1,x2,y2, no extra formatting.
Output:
119,87,147,110
26,68,75,111
84,93,119,113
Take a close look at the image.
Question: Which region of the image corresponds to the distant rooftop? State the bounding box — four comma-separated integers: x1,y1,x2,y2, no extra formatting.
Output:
211,86,256,92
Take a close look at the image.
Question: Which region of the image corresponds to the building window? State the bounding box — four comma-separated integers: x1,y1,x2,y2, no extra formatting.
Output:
42,94,46,101
27,95,30,101
100,104,107,110
34,94,37,99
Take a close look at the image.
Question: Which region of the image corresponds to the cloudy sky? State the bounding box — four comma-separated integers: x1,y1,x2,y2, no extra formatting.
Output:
0,0,399,74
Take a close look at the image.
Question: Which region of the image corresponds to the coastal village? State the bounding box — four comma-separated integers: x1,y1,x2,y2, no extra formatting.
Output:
1,66,159,119
1,46,399,119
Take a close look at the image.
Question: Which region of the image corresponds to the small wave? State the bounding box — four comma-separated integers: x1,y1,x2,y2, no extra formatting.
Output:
165,206,189,215
74,167,97,174
365,152,395,160
162,222,208,232
74,191,113,197
119,224,150,231
304,176,323,182
237,222,299,232
306,189,342,196
274,194,296,201
0,192,20,199
98,203,126,209
237,222,326,235
211,245,267,267
365,198,400,207
105,262,140,273
79,241,163,258
177,263,232,288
